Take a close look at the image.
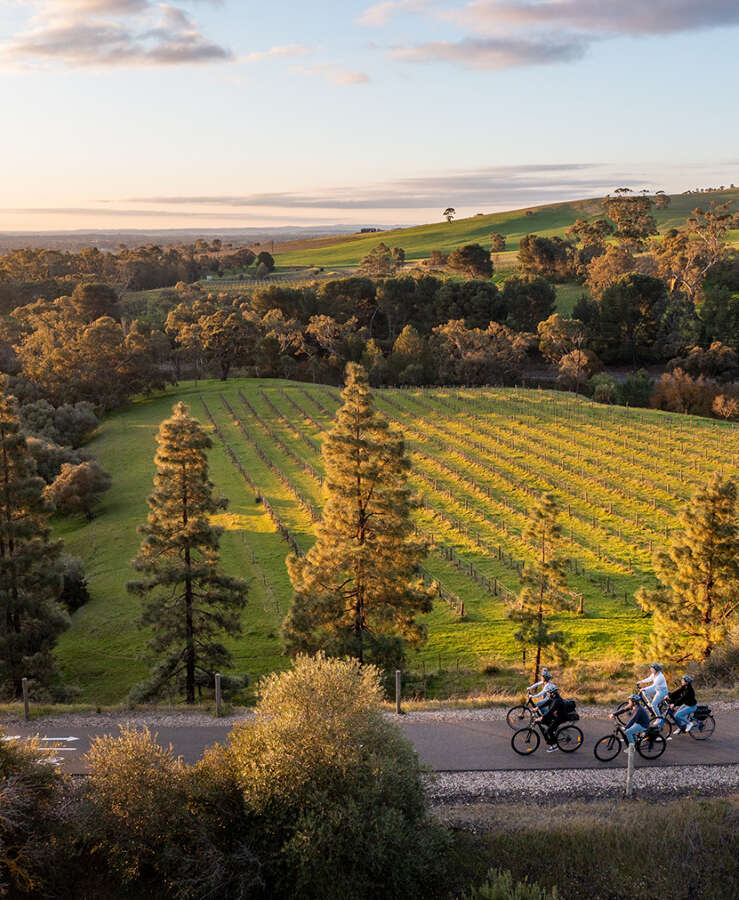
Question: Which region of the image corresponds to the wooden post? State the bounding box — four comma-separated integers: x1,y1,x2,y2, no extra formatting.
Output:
215,672,223,718
22,677,30,720
625,743,635,797
395,670,402,715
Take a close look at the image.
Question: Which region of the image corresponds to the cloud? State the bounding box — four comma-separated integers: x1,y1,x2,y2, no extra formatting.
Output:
129,163,640,210
450,0,739,38
384,0,739,72
4,1,233,67
242,44,310,63
393,35,585,69
294,63,371,86
357,1,433,27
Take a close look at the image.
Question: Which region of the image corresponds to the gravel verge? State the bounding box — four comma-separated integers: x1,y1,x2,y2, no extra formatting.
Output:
424,763,739,805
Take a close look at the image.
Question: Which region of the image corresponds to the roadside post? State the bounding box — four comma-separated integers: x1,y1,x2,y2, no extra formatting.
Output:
215,673,223,718
22,677,30,721
625,743,634,797
395,670,402,715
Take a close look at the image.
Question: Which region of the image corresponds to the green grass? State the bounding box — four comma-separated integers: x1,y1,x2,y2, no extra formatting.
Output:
52,379,738,704
275,189,739,268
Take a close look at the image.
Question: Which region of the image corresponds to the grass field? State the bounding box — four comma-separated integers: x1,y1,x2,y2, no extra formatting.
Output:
274,189,739,267
53,379,738,704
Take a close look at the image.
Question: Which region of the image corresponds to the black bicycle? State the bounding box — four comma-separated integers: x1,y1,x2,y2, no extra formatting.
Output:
511,716,584,756
613,687,667,726
506,696,545,730
593,723,666,761
660,704,715,741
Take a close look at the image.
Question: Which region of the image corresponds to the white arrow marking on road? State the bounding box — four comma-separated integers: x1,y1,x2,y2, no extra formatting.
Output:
2,736,22,741
39,737,79,742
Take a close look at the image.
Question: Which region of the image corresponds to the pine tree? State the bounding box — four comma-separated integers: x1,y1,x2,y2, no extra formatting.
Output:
636,475,738,662
507,494,575,682
128,402,247,703
0,385,67,698
283,363,433,668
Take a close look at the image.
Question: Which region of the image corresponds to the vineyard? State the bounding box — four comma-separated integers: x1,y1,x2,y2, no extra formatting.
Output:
56,379,738,703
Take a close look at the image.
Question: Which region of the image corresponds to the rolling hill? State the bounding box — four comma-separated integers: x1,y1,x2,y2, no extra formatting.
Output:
274,189,739,268
53,378,738,704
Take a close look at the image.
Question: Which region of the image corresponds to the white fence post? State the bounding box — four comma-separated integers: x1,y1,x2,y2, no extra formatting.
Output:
625,743,635,797
395,670,402,715
215,673,223,718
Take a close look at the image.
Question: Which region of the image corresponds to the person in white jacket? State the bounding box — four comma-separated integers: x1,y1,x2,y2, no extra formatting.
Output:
527,668,558,713
637,663,668,723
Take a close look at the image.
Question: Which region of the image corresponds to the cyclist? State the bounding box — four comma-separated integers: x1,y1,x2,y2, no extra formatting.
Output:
610,694,650,745
637,662,668,724
536,688,567,752
527,669,558,713
667,674,698,734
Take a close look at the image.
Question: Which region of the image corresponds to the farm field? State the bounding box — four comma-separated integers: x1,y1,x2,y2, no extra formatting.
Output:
274,189,739,267
54,379,738,704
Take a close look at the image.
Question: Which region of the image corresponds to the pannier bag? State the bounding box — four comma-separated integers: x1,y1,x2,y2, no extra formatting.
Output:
566,712,580,722
694,705,712,720
563,699,577,712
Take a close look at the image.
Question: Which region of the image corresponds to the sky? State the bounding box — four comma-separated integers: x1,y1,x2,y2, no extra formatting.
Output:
1,0,739,232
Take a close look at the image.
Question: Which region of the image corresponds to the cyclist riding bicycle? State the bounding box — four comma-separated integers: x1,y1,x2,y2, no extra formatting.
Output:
536,688,567,752
637,662,668,724
610,694,650,745
667,674,698,734
527,668,558,713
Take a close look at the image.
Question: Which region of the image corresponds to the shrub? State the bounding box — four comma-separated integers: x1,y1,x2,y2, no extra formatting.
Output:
0,731,65,897
83,725,261,897
222,653,448,899
462,868,557,900
589,373,617,404
57,554,91,612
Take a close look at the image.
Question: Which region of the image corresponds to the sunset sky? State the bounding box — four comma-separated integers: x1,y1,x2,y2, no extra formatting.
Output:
2,0,739,231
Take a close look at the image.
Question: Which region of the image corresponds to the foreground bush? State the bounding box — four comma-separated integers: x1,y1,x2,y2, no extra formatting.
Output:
462,868,557,900
81,726,261,898
0,731,65,897
219,652,448,899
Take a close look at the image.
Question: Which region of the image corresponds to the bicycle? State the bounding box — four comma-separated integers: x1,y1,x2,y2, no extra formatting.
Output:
614,687,669,733
593,723,666,761
506,695,545,730
660,704,715,741
511,715,584,756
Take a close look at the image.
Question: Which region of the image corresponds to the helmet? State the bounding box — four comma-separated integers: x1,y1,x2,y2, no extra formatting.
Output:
650,663,663,672
682,674,693,683
629,694,641,703
542,671,552,682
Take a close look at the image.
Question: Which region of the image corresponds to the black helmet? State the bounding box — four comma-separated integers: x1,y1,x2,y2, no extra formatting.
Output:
542,670,552,682
629,694,641,703
650,662,663,672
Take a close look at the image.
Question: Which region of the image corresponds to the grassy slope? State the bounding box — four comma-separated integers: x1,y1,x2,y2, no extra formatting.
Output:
275,189,739,267
54,379,738,704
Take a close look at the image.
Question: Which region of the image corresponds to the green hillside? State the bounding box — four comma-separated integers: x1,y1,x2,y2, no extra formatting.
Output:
53,378,738,704
275,189,739,267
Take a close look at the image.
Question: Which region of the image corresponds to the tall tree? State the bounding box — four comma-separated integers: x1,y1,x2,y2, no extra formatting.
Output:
507,494,574,682
128,402,247,703
636,476,738,661
283,363,433,667
0,385,67,698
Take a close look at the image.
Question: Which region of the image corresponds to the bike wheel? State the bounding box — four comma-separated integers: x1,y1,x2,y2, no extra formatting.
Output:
652,716,672,739
511,727,540,755
506,704,534,730
594,734,622,762
688,715,715,740
556,724,583,753
613,702,632,725
637,732,666,759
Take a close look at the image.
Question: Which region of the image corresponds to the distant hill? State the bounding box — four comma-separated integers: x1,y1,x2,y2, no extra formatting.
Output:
274,189,739,268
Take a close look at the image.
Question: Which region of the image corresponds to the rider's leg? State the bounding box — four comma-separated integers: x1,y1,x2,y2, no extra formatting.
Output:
650,688,668,722
674,704,697,730
625,723,645,745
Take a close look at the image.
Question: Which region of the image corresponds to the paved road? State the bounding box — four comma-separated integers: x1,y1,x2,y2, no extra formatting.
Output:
5,713,737,775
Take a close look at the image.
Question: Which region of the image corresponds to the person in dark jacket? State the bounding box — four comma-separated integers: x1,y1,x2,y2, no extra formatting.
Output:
667,674,698,733
537,692,567,752
611,694,650,745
